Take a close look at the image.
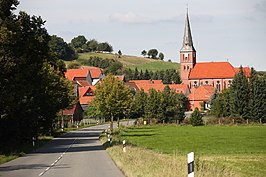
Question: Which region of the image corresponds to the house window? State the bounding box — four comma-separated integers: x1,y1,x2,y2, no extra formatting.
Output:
193,81,198,87
216,81,221,92
86,92,93,96
228,80,232,87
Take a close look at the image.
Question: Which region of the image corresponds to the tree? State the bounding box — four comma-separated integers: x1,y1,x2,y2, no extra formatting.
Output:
70,35,87,50
249,68,266,122
141,50,147,57
118,50,122,58
133,68,139,80
230,66,249,118
131,89,147,118
211,89,231,117
48,35,76,60
159,52,164,60
144,69,150,80
148,49,158,59
144,89,160,119
190,108,203,126
91,75,133,133
87,39,98,52
0,3,73,144
97,42,113,52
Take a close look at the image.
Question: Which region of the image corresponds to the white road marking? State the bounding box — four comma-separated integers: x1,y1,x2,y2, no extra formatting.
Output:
38,137,78,176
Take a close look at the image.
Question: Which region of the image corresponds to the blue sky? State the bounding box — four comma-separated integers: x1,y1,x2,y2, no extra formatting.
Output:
17,0,266,71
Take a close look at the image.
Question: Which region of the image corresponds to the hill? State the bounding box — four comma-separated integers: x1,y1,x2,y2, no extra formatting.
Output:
66,52,180,72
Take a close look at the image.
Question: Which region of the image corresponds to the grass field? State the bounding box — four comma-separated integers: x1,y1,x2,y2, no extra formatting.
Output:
69,52,180,72
104,125,266,177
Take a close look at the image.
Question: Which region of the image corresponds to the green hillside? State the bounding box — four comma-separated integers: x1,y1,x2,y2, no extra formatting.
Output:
67,52,180,72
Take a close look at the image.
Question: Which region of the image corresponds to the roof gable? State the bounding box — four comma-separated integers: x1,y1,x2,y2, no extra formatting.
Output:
188,85,216,101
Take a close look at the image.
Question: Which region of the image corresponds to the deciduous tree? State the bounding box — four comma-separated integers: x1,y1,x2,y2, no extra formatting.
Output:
91,75,133,132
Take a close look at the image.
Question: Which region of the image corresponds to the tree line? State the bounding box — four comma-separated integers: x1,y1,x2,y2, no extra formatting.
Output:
210,67,266,122
124,68,181,84
0,1,73,147
70,36,113,53
48,35,114,61
141,49,164,60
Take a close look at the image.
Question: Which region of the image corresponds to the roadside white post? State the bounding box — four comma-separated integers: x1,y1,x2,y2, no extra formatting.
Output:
108,134,112,146
123,140,126,152
32,137,36,147
188,152,194,177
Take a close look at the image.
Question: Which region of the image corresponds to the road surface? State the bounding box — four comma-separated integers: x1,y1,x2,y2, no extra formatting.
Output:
0,122,132,177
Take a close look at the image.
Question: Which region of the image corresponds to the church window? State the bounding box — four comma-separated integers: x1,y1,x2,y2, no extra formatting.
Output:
193,81,198,87
187,65,190,70
216,81,221,92
205,81,209,85
184,66,186,70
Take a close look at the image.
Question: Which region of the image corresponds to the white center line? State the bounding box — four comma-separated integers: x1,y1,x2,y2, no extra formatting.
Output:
38,138,78,176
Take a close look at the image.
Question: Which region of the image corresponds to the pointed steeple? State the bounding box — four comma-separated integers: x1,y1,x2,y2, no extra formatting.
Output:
180,8,196,52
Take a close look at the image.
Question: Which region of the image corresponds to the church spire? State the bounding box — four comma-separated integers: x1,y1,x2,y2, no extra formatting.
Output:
181,8,196,52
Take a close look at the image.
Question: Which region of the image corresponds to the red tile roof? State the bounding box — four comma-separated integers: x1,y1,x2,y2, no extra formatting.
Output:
75,79,91,87
130,80,163,84
234,67,251,78
189,62,236,79
62,103,83,115
65,68,89,80
189,62,251,79
78,86,96,105
65,66,104,81
188,85,216,101
169,84,190,95
81,66,103,79
115,75,125,81
129,80,189,94
62,105,77,115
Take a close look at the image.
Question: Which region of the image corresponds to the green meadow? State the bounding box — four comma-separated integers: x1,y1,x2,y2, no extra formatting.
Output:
105,125,266,177
68,52,180,72
120,125,266,155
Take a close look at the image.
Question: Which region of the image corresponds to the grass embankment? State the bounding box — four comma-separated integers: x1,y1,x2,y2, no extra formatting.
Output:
103,125,266,177
68,52,180,72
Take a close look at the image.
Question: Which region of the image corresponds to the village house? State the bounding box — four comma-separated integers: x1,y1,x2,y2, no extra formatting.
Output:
65,66,105,87
180,10,250,110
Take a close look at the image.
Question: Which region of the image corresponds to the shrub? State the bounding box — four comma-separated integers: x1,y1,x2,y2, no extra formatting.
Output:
190,108,203,126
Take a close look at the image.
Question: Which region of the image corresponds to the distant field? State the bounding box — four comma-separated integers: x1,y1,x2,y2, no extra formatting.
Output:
106,125,266,177
120,125,266,155
69,52,180,72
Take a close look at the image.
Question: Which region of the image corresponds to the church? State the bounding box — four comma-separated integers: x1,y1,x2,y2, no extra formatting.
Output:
180,10,250,110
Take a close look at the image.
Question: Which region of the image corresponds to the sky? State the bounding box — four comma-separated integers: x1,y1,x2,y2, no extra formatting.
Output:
17,0,266,71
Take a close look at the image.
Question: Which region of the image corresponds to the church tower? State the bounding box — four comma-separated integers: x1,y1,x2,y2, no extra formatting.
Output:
180,9,196,84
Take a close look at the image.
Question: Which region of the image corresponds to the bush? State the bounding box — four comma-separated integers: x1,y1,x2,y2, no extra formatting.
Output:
67,62,81,69
190,108,203,126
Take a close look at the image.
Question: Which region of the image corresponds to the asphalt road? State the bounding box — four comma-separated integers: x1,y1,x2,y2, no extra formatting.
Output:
0,122,132,177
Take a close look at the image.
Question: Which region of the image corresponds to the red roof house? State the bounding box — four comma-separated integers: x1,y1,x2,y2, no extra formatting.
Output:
188,85,216,111
78,86,96,109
